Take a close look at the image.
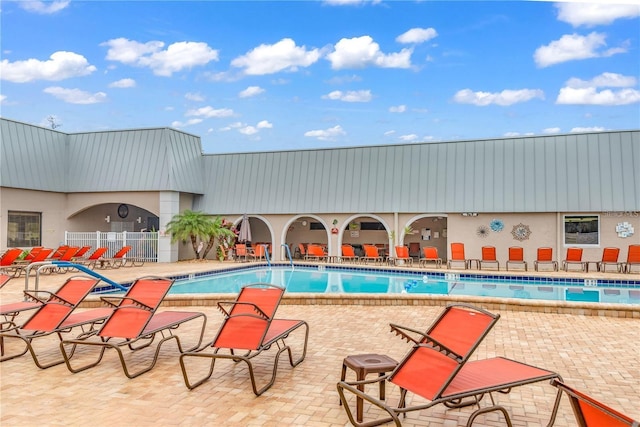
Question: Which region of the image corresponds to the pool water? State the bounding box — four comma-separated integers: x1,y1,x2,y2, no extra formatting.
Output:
167,266,640,305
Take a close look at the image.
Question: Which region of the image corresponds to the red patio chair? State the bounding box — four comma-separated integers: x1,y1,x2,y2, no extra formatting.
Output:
551,379,639,426
60,276,206,379
97,245,132,269
305,244,327,261
341,244,359,263
597,247,621,273
179,283,309,395
361,244,384,265
338,303,562,426
621,244,640,274
506,246,527,271
534,247,558,271
393,246,413,266
562,247,586,272
75,247,109,269
0,248,25,269
5,248,54,277
447,242,470,269
479,246,499,270
419,246,442,268
0,275,109,368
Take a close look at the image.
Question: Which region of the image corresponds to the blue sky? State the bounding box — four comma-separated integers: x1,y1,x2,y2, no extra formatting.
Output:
1,0,639,154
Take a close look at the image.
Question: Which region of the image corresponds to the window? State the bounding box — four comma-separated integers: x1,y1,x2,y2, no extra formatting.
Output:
7,211,42,247
360,222,386,231
310,222,326,230
564,215,599,246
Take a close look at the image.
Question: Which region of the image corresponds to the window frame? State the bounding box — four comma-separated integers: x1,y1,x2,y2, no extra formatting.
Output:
563,214,600,247
7,210,42,247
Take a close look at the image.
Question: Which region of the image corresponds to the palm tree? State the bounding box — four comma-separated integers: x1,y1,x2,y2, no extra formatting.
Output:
165,210,212,259
201,216,236,260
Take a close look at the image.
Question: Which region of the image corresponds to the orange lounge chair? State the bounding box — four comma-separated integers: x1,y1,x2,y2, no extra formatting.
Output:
479,246,499,270
179,283,309,395
96,245,134,269
506,246,527,271
534,247,558,271
447,242,470,269
0,275,110,368
248,244,267,261
392,246,413,266
419,246,442,268
305,244,327,261
60,276,206,379
551,379,639,426
75,247,109,269
0,273,11,289
0,248,24,271
597,247,621,273
621,244,640,274
234,243,249,262
337,303,562,427
71,245,92,259
562,247,586,272
341,244,360,263
5,248,54,277
361,244,384,265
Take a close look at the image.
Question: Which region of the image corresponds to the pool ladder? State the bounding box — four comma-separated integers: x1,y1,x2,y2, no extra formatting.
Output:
281,244,294,270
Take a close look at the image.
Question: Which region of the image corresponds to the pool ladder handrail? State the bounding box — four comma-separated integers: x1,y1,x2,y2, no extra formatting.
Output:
281,244,294,270
262,244,272,268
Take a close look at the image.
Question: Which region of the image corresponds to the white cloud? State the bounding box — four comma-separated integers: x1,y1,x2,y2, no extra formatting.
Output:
102,38,219,76
533,32,626,68
171,118,203,128
0,51,96,83
185,106,235,118
399,134,418,142
384,130,396,136
43,87,107,104
322,90,372,102
389,105,407,113
304,125,346,141
239,126,259,135
257,120,273,129
543,127,562,134
396,28,438,44
19,0,70,14
0,95,6,104
234,120,273,136
555,3,640,27
185,92,205,101
556,72,640,105
108,78,136,88
239,86,265,98
453,88,544,106
326,36,413,69
231,38,321,75
571,126,607,133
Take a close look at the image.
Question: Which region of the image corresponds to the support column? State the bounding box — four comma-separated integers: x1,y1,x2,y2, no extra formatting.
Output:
158,191,180,263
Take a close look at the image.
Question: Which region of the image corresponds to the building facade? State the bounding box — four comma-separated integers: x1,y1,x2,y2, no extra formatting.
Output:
1,117,639,265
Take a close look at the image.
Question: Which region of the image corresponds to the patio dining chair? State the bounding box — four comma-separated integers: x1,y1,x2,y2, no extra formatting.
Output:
597,247,621,273
506,246,527,271
534,247,558,271
419,246,442,268
562,247,586,272
479,246,499,270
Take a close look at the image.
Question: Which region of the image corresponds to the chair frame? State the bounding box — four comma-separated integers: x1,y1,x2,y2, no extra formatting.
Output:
392,246,413,266
621,244,640,274
361,244,385,265
419,246,442,268
179,283,309,395
506,246,527,271
562,247,586,272
597,247,621,273
60,276,206,379
447,242,470,269
337,303,563,427
534,247,558,271
341,244,360,264
479,246,500,271
0,275,110,368
551,379,639,427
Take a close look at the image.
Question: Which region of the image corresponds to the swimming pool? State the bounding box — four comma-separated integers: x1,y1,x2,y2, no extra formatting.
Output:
167,265,640,305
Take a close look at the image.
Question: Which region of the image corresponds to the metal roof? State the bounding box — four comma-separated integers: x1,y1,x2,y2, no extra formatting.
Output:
2,118,639,213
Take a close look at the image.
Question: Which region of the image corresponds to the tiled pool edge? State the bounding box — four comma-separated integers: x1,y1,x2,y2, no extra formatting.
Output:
79,292,640,318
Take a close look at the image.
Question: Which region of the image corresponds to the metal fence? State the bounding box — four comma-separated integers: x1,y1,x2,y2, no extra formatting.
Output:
65,231,158,262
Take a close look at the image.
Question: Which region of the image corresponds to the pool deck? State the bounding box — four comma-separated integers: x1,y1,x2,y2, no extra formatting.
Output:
1,261,639,426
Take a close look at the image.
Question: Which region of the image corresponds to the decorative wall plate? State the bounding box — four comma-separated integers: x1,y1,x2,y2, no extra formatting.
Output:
511,223,531,241
477,225,489,238
490,218,504,232
616,222,635,238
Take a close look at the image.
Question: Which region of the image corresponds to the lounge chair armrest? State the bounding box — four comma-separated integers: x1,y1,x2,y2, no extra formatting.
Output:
389,323,428,344
24,289,73,306
216,301,269,319
99,296,153,311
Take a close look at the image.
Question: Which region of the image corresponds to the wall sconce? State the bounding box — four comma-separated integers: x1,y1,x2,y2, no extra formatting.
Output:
136,217,142,223
105,215,111,223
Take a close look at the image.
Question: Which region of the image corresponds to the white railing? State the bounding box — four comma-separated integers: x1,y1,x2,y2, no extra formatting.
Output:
65,231,158,262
